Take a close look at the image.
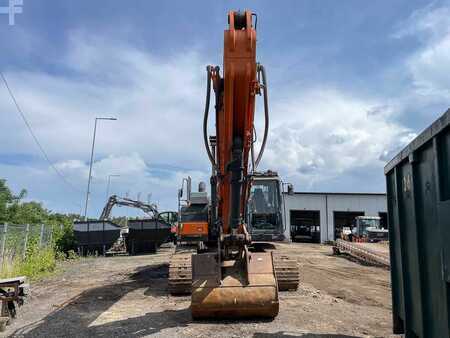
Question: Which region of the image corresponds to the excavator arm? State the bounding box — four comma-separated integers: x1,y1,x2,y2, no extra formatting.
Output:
191,10,278,319
100,195,158,220
203,11,269,238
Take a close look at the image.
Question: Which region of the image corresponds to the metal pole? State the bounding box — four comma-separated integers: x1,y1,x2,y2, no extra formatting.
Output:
84,118,98,220
39,224,44,247
23,224,30,259
282,183,288,235
125,191,130,219
83,117,117,220
106,175,111,201
1,224,7,263
106,174,120,201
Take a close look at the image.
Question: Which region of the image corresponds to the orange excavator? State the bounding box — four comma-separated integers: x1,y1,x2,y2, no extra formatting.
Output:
169,10,297,319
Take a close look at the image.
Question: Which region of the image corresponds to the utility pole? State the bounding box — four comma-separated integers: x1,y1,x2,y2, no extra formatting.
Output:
106,174,120,201
83,117,117,220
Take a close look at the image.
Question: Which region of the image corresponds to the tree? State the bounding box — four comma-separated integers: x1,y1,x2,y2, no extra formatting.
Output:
8,201,49,225
0,179,79,253
0,179,26,224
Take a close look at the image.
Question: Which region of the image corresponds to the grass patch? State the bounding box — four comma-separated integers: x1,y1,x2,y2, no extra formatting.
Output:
0,244,57,280
0,223,78,281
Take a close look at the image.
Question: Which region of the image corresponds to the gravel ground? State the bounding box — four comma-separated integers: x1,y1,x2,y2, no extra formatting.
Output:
3,243,396,338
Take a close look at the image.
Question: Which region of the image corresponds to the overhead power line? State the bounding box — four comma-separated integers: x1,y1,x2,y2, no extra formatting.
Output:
0,71,83,206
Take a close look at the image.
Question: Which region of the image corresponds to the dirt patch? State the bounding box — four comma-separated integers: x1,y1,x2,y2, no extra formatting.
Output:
3,243,395,337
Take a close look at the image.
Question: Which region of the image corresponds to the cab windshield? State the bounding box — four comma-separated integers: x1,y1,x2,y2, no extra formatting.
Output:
359,219,380,229
248,179,281,230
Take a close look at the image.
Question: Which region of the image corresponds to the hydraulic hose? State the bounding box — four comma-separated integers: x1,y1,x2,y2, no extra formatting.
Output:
203,66,217,168
255,64,269,168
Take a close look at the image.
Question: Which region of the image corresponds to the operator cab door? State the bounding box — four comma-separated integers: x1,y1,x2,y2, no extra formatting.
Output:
158,211,178,226
246,176,284,241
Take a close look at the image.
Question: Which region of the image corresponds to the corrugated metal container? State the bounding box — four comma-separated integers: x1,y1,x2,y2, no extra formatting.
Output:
385,108,450,337
73,220,121,255
126,219,172,255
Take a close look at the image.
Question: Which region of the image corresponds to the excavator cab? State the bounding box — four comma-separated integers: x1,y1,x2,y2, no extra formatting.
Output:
158,211,178,225
157,211,178,241
247,172,285,241
175,177,209,244
352,216,388,242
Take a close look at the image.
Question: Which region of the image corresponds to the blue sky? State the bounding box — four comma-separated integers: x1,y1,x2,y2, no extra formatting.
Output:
1,0,449,217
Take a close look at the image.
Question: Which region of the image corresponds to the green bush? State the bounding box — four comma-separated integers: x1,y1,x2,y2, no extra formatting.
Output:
0,179,80,280
53,223,76,254
0,242,56,280
18,244,56,279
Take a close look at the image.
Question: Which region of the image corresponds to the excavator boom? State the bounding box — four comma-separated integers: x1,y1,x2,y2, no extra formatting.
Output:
100,195,158,220
215,10,257,233
191,10,279,319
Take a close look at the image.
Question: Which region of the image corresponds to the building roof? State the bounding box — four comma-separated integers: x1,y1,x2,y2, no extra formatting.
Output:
284,191,386,197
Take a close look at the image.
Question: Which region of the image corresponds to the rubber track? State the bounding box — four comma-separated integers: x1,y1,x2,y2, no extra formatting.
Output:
168,252,192,295
169,251,300,294
273,254,299,291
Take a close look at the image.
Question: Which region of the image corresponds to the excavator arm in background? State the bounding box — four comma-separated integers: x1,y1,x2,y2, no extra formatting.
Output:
100,195,158,220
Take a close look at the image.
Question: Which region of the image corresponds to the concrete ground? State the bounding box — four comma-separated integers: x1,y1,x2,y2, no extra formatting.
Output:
4,243,396,338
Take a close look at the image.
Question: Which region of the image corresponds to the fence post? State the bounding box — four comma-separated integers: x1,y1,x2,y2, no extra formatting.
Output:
23,224,30,259
39,224,45,247
0,223,8,264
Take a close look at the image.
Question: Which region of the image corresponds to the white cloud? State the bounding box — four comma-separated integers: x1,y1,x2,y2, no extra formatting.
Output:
7,15,446,214
408,34,450,97
0,31,216,215
0,31,209,166
260,88,415,189
394,4,450,98
52,153,209,215
393,3,450,41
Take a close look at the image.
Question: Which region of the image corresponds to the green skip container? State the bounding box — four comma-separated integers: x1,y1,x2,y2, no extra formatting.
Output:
385,108,450,337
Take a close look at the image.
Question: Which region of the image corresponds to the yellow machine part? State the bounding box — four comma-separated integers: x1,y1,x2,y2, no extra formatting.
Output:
191,252,279,319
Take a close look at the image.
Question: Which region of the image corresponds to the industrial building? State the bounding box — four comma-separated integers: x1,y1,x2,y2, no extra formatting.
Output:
283,192,387,243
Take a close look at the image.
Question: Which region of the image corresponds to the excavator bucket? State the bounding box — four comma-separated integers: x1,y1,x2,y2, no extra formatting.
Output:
191,252,279,319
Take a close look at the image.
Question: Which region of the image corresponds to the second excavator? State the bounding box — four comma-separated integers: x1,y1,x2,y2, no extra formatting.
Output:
169,10,299,319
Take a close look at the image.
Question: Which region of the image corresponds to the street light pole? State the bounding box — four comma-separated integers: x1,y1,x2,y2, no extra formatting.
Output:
83,117,117,220
106,174,120,201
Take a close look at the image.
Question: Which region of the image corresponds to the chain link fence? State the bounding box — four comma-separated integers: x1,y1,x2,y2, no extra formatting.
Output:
0,224,54,269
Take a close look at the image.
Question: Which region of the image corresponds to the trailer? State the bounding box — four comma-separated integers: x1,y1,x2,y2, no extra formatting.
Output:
333,239,390,268
385,108,450,337
73,220,121,256
126,218,173,255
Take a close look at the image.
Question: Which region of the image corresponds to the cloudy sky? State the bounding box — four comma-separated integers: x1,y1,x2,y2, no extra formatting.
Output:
1,0,449,218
